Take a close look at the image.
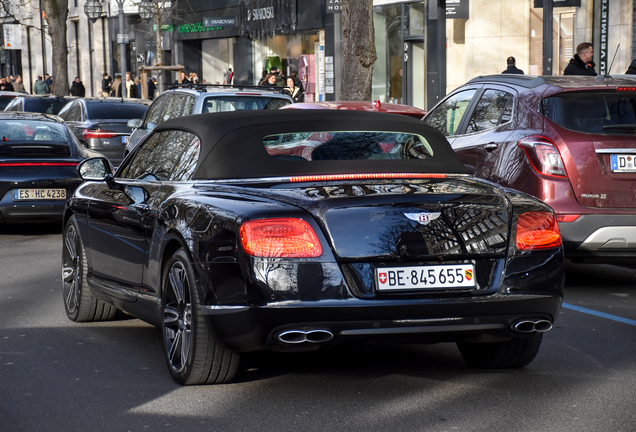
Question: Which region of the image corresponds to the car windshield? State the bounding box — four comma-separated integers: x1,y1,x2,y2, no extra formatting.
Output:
263,131,434,161
541,91,636,135
0,120,70,155
203,96,290,112
87,103,148,120
24,98,69,114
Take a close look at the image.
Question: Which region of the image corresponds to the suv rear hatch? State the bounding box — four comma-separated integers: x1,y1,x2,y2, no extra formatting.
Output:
541,90,636,209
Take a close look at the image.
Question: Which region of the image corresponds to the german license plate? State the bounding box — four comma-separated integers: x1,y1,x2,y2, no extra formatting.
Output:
610,154,636,172
376,264,475,291
14,188,66,200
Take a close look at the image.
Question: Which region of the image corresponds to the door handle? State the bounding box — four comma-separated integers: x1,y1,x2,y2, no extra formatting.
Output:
133,203,150,214
483,143,498,151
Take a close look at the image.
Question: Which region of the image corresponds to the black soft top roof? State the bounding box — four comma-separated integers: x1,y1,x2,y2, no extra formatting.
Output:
155,110,470,180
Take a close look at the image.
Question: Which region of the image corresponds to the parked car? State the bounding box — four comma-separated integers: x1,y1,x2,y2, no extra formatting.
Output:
0,91,25,111
57,97,150,166
124,84,293,155
422,74,636,264
62,110,564,385
282,100,427,118
0,112,104,223
4,94,75,115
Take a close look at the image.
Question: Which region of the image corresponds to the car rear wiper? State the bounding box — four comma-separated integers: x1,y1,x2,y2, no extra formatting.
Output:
602,124,636,130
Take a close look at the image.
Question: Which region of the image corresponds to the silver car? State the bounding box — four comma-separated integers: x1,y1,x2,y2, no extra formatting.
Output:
125,84,293,156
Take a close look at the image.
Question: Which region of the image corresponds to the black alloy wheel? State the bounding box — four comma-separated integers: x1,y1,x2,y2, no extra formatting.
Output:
62,215,118,322
162,248,239,385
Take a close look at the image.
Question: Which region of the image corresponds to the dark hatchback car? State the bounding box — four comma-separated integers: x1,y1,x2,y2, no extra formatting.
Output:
57,98,150,166
62,110,564,385
0,112,103,222
423,75,636,264
4,94,74,115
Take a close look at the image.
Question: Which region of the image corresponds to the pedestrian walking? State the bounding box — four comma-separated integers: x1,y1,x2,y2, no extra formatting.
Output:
44,74,54,93
101,73,112,97
13,75,25,92
282,76,303,102
110,75,122,97
123,72,139,98
34,76,49,94
69,77,86,97
0,77,14,92
502,56,524,75
564,43,597,76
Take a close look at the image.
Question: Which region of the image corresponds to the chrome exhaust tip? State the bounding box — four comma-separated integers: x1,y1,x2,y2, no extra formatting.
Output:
511,319,553,334
276,329,334,344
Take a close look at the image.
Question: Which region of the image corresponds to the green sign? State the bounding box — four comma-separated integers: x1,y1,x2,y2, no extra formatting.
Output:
152,24,174,32
179,23,223,33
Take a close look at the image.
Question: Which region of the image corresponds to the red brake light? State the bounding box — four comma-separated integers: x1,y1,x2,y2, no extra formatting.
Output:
518,136,567,178
616,87,636,91
516,212,562,251
289,173,446,182
240,218,323,258
83,130,118,140
556,214,580,223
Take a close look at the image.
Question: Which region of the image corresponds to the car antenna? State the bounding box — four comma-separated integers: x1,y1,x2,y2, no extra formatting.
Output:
596,44,619,83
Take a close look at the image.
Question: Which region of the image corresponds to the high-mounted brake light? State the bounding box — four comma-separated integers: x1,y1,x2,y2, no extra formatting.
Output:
289,173,447,182
518,136,567,178
516,212,562,251
83,129,118,140
616,87,636,91
240,218,323,258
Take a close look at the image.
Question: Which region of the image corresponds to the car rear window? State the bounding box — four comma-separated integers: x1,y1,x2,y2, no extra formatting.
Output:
0,120,70,156
87,103,148,120
204,96,290,112
263,131,434,161
0,95,16,110
541,91,636,134
24,98,70,115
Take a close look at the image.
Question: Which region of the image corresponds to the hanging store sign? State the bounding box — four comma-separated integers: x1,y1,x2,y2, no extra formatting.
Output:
533,0,581,7
599,0,609,75
239,0,297,40
3,24,21,50
204,16,237,27
446,0,469,19
326,0,341,14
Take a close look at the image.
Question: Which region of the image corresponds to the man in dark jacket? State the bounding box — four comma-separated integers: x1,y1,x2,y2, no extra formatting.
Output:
502,56,524,75
564,42,597,76
70,77,86,96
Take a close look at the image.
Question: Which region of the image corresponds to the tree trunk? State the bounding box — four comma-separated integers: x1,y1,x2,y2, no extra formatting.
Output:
43,0,69,96
340,0,376,101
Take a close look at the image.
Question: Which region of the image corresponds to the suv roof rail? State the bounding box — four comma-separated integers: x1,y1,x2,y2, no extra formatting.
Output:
468,74,546,89
166,83,287,94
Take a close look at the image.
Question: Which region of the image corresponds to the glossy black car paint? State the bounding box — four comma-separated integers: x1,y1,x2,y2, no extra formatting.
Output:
0,113,103,222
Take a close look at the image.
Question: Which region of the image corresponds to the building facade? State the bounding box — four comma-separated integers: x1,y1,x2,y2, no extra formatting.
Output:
0,0,633,110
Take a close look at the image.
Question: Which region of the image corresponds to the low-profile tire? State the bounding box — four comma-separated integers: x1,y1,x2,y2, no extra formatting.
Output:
162,248,240,385
457,333,543,369
62,215,119,322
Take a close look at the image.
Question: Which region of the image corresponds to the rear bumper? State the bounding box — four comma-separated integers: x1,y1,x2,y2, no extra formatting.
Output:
559,214,636,262
203,295,563,353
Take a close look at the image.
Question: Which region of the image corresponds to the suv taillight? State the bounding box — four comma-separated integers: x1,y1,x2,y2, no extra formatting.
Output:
518,136,567,178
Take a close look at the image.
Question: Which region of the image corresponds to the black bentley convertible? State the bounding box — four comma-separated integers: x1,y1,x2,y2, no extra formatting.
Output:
62,110,564,385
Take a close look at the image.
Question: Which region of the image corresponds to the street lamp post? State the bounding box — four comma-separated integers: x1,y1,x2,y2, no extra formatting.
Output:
138,2,152,99
84,0,102,96
115,0,127,96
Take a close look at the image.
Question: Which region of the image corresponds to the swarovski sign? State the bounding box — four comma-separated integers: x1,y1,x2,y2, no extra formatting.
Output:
240,0,296,40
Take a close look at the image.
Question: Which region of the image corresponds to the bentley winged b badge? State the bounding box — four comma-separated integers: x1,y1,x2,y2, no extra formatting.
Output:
404,212,441,225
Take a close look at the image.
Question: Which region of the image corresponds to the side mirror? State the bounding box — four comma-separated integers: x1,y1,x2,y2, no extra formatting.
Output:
127,118,143,129
77,157,112,181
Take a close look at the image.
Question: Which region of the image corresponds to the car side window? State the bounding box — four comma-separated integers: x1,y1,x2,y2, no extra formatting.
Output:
57,103,71,120
144,95,166,130
170,132,201,181
162,94,187,122
465,89,514,134
424,89,477,136
182,95,195,116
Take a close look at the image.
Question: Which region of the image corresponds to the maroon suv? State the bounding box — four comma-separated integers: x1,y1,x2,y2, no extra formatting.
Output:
423,75,636,263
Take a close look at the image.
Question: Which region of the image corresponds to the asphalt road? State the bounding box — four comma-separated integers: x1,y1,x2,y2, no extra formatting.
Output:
1,224,635,432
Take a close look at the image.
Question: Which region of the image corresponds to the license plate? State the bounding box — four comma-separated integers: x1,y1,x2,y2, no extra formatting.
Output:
376,264,475,291
610,154,636,172
123,136,129,144
14,188,66,200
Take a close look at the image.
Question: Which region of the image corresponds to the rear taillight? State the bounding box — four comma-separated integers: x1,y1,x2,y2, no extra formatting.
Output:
240,218,323,258
82,129,118,140
556,214,580,223
516,212,562,251
518,136,567,177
